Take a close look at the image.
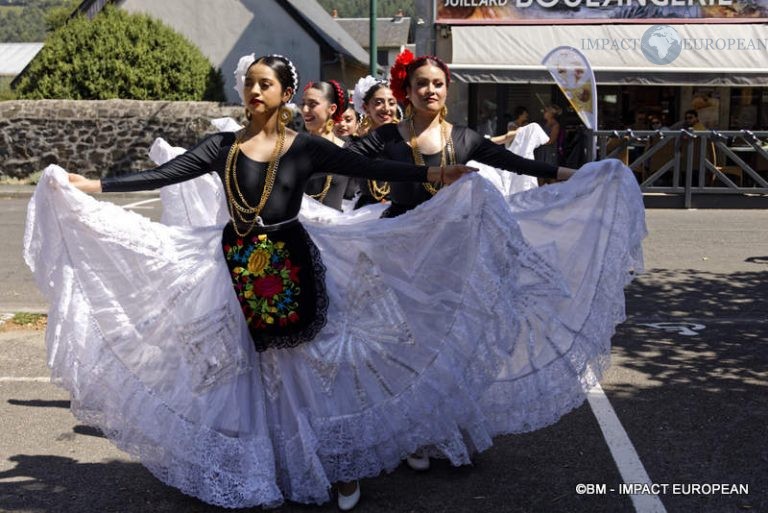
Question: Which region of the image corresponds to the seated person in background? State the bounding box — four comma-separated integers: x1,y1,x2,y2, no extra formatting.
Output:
683,109,706,131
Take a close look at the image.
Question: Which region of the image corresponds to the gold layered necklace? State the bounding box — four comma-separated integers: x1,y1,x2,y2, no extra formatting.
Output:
408,117,456,196
365,117,396,201
309,133,343,202
224,124,286,236
309,175,333,202
368,179,390,201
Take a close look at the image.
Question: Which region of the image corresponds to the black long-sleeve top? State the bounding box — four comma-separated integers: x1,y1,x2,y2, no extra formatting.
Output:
101,132,428,224
304,173,350,211
347,124,558,207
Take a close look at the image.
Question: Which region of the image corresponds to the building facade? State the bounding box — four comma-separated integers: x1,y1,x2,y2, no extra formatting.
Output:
423,1,768,139
334,11,415,76
69,0,370,103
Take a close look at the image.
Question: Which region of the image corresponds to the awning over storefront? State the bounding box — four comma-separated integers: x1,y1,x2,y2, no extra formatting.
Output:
450,24,768,85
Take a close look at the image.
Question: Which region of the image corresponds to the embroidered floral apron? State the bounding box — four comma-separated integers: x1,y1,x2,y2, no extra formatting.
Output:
221,221,328,351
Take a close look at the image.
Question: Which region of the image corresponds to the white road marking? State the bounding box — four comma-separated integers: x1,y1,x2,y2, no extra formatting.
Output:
639,322,705,336
588,382,667,513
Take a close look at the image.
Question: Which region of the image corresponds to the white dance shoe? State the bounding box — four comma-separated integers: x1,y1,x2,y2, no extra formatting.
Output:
337,481,360,511
406,452,430,471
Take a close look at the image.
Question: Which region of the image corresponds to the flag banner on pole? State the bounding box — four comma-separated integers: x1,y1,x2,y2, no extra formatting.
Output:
541,46,597,132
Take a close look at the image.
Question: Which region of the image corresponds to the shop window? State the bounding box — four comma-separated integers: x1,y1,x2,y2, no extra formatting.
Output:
730,88,763,130
688,88,721,129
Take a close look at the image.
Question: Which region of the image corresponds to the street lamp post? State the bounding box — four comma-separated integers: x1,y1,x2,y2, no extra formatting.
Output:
369,0,377,76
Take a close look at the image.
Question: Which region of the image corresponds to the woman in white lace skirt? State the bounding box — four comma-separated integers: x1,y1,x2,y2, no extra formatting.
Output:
24,52,646,511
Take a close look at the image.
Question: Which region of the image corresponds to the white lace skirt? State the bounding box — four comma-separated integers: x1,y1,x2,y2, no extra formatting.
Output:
23,156,645,508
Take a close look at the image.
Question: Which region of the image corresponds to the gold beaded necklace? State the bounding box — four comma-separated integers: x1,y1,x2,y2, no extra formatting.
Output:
408,118,456,195
224,125,286,236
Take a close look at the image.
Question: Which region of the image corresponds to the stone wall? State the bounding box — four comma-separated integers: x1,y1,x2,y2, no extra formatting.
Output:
0,100,244,179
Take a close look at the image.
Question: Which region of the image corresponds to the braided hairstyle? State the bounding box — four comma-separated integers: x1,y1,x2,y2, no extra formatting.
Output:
303,79,348,123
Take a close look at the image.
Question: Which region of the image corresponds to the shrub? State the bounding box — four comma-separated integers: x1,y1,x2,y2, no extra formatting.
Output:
15,6,225,101
0,76,16,100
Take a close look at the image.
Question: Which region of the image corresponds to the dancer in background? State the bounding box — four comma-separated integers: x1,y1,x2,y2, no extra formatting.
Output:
481,121,549,196
333,101,360,139
350,75,399,208
332,93,362,207
301,79,350,211
348,50,573,219
344,49,646,471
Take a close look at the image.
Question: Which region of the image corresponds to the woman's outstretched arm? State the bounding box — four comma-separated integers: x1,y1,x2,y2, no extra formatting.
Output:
308,135,476,185
70,133,228,193
465,128,575,180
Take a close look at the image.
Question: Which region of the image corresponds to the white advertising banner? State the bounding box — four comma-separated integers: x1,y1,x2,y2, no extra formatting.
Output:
541,46,597,131
452,23,768,73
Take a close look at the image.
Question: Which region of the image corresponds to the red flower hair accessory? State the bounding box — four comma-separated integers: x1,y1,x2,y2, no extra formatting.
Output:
389,48,415,104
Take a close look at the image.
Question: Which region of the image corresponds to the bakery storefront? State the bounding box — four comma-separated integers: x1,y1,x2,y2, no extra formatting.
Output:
434,1,768,140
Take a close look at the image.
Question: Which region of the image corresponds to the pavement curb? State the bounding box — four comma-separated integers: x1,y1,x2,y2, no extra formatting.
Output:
0,309,48,315
0,191,35,199
1,189,161,200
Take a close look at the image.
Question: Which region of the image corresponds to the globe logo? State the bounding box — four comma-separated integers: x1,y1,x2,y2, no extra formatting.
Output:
641,25,682,65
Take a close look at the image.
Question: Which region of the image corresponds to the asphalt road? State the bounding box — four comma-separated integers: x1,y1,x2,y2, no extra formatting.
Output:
1,190,766,513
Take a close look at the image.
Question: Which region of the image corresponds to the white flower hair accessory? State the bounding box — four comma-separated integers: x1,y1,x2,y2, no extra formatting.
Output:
353,75,386,115
269,54,299,102
233,53,256,105
233,53,300,104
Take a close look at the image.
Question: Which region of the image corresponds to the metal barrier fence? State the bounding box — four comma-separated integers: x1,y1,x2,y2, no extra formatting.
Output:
595,129,768,208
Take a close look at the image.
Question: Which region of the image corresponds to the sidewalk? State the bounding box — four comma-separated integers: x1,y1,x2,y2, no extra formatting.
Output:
1,188,161,314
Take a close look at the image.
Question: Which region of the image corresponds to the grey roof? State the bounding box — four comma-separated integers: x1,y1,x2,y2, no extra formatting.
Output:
280,0,369,66
334,17,411,49
72,0,111,19
71,0,369,67
0,43,44,76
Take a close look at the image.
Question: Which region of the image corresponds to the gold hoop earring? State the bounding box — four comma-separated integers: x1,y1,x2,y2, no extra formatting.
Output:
278,106,292,127
360,116,372,131
325,118,335,133
245,108,252,121
439,105,448,121
405,104,414,120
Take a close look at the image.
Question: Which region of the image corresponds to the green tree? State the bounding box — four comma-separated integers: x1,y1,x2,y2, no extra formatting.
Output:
15,6,225,101
0,7,47,41
0,0,78,42
44,0,78,32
